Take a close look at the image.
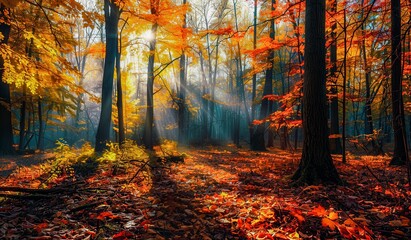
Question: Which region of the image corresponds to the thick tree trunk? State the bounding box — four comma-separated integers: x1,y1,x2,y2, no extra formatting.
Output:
390,0,408,165
95,0,119,152
0,4,13,155
292,0,341,185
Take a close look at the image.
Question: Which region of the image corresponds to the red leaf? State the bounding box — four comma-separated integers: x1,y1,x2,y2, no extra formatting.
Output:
237,218,243,229
96,211,117,220
34,222,48,233
140,220,151,230
112,230,134,240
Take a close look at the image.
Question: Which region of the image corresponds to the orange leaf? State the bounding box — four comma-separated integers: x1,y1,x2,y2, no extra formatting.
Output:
308,205,327,217
322,217,336,231
290,210,305,223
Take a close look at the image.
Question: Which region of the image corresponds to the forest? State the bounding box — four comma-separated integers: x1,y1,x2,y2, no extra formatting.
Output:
0,0,410,239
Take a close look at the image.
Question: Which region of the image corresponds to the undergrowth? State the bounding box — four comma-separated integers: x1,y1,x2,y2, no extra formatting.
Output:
40,140,148,186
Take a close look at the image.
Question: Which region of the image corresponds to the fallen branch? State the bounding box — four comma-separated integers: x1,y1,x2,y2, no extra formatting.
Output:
0,193,52,199
0,186,64,194
68,200,108,213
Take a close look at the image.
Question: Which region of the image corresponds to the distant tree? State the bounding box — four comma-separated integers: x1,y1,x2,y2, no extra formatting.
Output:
251,0,275,151
143,0,159,150
95,0,119,152
328,0,342,154
292,0,341,185
389,0,408,165
0,3,14,155
178,0,188,146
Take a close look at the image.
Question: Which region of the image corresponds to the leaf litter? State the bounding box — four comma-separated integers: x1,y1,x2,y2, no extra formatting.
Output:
0,147,410,239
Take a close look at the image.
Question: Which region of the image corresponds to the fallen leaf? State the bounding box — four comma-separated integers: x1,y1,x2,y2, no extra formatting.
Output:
112,230,134,240
308,205,327,217
322,218,336,231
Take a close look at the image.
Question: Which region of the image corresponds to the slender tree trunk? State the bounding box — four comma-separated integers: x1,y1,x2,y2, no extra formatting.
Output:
178,0,188,145
0,4,13,155
250,0,258,144
292,0,341,185
95,0,119,152
199,51,209,141
390,0,408,165
143,21,158,150
19,86,27,151
342,8,347,163
37,99,44,151
116,42,125,145
329,0,342,154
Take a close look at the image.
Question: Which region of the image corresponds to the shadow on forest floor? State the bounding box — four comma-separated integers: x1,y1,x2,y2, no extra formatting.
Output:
0,147,410,239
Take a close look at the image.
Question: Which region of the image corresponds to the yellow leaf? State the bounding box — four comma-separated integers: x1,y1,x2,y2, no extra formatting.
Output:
328,211,339,221
288,231,300,240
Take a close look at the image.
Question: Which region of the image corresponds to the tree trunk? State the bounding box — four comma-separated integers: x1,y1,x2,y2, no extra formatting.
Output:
116,43,125,146
199,51,209,141
250,0,258,144
95,0,119,152
37,99,44,151
292,0,341,185
0,4,13,155
251,0,275,151
19,86,27,151
178,0,188,145
143,20,158,150
390,0,408,165
329,0,342,154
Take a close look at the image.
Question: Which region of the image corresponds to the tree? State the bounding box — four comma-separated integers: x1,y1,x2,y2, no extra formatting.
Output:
389,0,408,165
292,0,341,185
143,0,159,150
328,0,342,154
177,0,188,146
0,3,13,155
95,0,119,152
251,0,275,151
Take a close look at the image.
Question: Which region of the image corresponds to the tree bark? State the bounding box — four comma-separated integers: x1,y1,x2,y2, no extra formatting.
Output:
37,99,44,151
251,0,275,151
329,0,342,154
116,41,125,146
0,4,13,155
143,16,158,150
178,0,188,145
292,0,341,185
389,0,408,165
250,0,258,144
95,0,119,152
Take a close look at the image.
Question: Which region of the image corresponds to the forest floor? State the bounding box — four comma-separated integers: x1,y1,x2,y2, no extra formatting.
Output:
0,146,410,239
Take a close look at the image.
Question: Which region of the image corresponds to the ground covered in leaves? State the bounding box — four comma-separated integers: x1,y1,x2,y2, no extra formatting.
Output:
0,145,410,239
